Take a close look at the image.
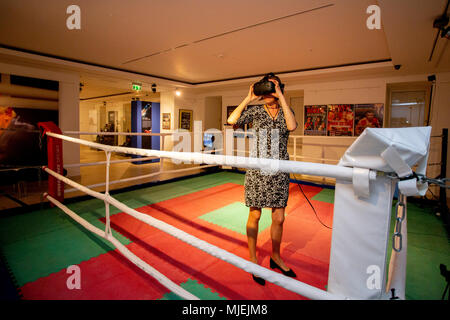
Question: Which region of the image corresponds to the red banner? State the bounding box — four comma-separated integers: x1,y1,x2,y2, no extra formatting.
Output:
38,121,64,204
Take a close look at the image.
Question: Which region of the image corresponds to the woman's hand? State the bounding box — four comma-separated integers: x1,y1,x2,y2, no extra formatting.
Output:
268,78,283,99
246,84,260,103
268,78,297,131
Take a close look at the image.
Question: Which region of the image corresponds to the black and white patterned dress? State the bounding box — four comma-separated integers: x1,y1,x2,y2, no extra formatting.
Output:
235,105,293,208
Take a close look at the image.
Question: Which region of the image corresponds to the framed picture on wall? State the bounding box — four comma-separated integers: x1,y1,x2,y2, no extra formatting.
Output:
354,104,384,136
141,103,152,120
327,104,354,136
304,105,327,136
179,109,193,131
162,113,171,130
226,106,236,121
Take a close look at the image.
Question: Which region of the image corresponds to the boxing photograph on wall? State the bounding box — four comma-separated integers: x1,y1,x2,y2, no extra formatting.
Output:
327,104,354,136
354,104,384,136
304,105,327,136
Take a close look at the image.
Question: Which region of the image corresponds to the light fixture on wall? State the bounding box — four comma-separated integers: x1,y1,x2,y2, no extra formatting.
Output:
391,102,420,106
175,88,181,96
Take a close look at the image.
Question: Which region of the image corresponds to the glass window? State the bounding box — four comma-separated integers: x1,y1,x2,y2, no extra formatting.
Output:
390,91,426,127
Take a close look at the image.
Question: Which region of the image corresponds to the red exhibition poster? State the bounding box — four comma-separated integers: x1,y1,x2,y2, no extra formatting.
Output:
354,104,384,136
327,104,354,136
304,105,327,136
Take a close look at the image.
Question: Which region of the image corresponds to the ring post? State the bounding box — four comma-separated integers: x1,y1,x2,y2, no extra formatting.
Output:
328,127,431,299
38,121,64,204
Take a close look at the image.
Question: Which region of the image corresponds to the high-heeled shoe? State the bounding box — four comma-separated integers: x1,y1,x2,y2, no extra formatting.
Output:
270,258,297,278
252,274,266,286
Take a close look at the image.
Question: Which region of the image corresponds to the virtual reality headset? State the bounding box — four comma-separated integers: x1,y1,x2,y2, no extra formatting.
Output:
253,72,285,96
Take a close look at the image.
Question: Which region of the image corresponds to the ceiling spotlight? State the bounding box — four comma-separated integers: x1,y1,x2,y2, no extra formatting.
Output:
175,89,181,96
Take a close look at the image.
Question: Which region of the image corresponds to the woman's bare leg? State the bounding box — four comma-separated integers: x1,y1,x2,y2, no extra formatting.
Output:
271,207,290,271
247,207,262,264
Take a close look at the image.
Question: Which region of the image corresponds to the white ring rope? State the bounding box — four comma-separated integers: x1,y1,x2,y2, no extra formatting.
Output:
64,164,218,193
43,132,358,300
64,148,222,169
64,131,173,137
233,149,340,164
47,132,375,182
44,193,199,300
63,156,159,168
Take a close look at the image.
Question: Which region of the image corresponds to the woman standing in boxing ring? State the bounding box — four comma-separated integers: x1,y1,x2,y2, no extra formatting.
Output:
227,73,298,285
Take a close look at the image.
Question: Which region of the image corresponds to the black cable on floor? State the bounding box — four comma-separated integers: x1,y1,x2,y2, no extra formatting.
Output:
293,174,332,229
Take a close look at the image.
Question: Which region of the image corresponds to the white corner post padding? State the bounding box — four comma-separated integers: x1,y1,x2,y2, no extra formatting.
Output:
340,126,432,197
328,175,395,299
328,127,431,299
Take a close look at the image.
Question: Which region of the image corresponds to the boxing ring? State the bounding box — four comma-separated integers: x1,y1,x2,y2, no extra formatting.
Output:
38,122,433,300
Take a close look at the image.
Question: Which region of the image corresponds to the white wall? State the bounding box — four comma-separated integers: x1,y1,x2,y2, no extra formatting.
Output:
299,78,385,163
204,96,222,130
59,81,80,176
79,101,97,141
160,91,199,151
160,91,175,151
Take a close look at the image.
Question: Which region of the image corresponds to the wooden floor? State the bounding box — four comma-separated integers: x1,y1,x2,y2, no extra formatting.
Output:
0,144,336,211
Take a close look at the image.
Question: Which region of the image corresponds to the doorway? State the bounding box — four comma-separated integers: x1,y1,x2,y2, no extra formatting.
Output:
386,82,431,128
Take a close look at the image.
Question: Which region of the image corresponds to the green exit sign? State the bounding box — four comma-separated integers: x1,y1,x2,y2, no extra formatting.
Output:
132,83,141,91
